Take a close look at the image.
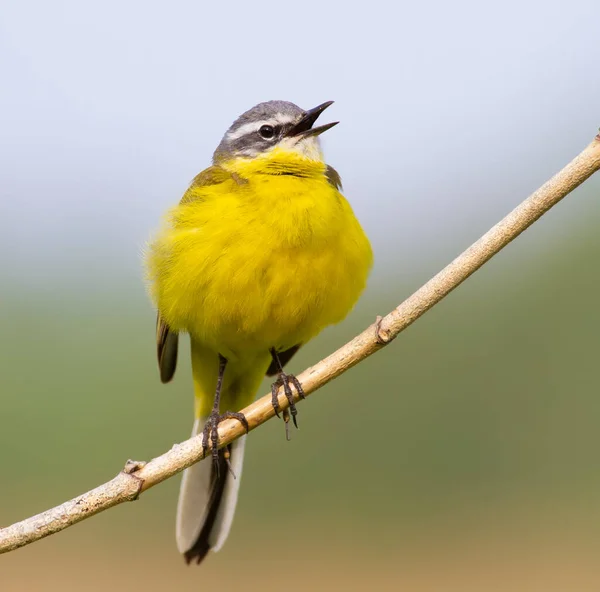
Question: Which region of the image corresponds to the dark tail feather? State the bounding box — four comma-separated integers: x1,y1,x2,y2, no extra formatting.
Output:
183,451,228,565
176,418,247,564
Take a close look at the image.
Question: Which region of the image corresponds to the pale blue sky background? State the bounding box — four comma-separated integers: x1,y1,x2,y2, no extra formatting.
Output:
1,0,599,293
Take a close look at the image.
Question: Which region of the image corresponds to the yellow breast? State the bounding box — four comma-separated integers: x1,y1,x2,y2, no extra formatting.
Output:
146,150,372,360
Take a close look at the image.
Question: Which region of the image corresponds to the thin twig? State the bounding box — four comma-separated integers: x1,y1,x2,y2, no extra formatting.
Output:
2,133,600,555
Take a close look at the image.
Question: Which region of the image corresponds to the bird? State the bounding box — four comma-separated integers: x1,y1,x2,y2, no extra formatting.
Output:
145,100,373,564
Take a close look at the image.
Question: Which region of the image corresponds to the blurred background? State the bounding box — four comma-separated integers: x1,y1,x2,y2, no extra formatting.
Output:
1,0,600,590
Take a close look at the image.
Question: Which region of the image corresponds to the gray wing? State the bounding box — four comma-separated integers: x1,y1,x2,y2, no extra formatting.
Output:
325,165,343,190
156,314,178,383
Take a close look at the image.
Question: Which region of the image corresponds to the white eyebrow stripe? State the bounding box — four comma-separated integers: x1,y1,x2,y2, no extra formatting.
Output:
226,113,297,141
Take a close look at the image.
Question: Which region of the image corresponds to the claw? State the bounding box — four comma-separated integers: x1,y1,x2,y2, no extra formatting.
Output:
221,410,249,433
283,408,291,441
270,371,305,433
224,447,238,479
201,410,248,467
271,381,282,418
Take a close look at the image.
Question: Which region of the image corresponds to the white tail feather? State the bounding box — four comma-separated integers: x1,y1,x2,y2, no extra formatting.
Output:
211,434,246,551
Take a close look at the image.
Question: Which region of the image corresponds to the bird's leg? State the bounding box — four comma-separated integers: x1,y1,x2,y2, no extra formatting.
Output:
270,348,305,429
202,354,249,466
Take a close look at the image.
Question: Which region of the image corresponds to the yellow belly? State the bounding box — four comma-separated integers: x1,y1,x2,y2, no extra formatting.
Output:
147,166,372,362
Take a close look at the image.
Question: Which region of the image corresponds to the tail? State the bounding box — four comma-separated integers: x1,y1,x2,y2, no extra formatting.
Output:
176,418,247,565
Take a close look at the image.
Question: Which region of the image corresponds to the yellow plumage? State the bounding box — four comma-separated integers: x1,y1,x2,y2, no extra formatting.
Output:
145,100,372,564
147,147,372,415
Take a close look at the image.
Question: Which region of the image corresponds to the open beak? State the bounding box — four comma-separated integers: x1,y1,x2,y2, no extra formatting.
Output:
286,101,339,139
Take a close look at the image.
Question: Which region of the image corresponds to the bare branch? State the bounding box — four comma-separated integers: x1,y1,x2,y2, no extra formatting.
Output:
2,134,600,555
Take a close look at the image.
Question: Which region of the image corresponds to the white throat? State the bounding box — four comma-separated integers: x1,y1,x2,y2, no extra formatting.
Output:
277,136,324,161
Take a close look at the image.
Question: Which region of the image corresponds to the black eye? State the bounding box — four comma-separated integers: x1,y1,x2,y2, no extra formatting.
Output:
259,125,275,139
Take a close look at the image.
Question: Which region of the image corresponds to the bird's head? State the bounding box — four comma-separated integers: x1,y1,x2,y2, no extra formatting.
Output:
213,100,337,164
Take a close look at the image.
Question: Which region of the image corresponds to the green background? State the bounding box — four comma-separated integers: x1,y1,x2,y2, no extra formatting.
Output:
3,178,600,590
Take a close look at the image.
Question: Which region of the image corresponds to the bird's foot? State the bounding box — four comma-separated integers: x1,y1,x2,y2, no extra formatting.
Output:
202,410,249,465
271,372,305,429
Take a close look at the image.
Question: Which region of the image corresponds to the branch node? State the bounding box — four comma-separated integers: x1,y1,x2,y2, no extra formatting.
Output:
122,460,147,500
122,459,147,474
374,315,394,345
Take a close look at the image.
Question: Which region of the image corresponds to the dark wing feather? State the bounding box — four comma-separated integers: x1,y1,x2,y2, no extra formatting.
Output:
325,165,343,190
156,314,178,384
266,344,302,376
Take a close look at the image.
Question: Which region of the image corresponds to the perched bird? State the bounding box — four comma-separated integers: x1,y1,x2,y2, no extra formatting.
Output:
146,100,373,564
